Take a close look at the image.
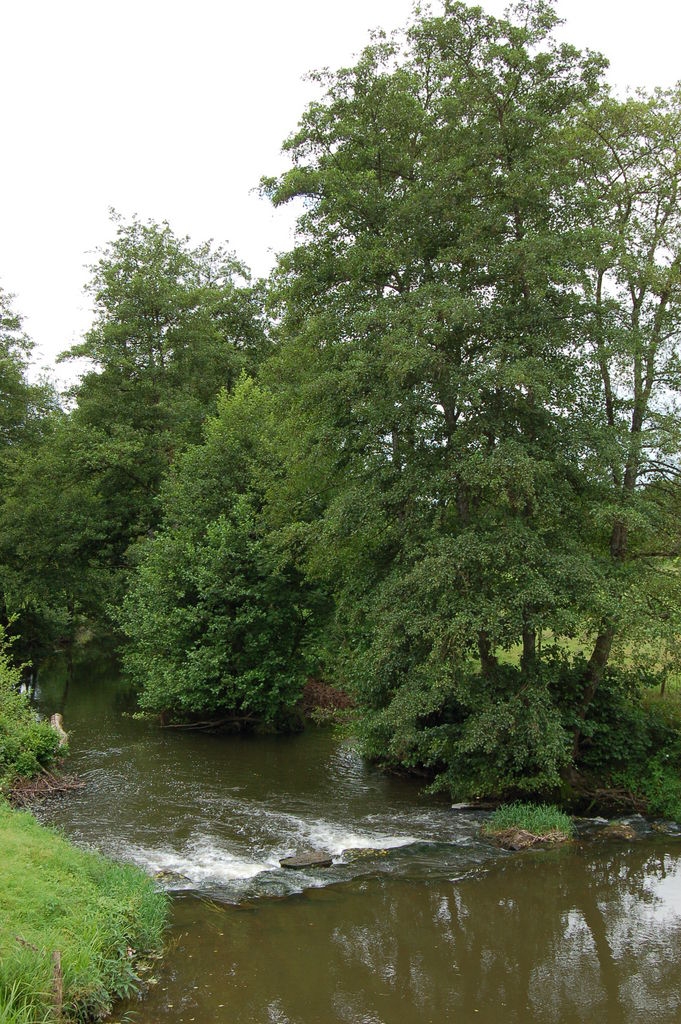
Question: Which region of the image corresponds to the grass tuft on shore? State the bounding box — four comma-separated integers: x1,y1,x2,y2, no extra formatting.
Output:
0,802,167,1023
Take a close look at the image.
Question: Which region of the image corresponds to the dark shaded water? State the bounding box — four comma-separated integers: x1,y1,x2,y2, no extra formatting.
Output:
34,652,681,1023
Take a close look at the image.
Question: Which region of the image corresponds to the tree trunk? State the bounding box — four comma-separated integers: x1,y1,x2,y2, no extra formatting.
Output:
521,606,536,674
478,631,498,678
573,625,615,757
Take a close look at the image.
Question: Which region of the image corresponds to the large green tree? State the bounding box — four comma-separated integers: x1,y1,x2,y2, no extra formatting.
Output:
258,0,681,795
54,215,269,621
1,218,270,656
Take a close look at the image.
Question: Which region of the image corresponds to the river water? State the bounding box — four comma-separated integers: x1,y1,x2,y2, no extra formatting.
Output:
34,651,681,1023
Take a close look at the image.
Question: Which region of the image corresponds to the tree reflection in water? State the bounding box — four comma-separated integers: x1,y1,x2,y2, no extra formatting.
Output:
134,843,681,1024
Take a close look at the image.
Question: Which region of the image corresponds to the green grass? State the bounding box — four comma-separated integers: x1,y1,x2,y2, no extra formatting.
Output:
0,802,167,1023
482,801,575,838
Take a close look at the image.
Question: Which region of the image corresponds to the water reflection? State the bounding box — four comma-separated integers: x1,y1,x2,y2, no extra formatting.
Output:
130,845,681,1024
34,653,681,1023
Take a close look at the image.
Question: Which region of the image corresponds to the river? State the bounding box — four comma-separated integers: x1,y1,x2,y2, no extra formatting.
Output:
33,650,681,1023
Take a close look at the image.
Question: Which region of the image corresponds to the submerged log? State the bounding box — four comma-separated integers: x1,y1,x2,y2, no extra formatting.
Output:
160,715,259,732
280,852,333,869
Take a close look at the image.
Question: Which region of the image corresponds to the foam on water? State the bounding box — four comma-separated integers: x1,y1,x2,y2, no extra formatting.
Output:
297,820,418,857
108,812,422,892
119,837,275,888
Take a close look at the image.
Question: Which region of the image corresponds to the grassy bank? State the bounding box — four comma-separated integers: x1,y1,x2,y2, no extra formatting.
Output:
0,802,167,1023
0,627,166,1023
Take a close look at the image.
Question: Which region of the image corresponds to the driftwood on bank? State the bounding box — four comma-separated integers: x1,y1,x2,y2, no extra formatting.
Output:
9,770,84,808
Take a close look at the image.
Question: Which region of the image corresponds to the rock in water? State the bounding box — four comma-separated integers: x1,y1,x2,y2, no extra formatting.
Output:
597,823,638,841
280,852,333,870
342,847,389,862
154,868,191,884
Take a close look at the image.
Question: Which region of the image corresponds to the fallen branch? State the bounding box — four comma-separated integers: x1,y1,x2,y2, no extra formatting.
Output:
586,786,648,814
160,715,259,731
8,771,84,808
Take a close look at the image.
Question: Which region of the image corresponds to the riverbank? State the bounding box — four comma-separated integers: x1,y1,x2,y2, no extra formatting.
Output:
0,802,167,1023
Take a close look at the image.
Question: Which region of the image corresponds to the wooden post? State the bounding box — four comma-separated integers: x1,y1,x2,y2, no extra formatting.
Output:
52,950,63,1021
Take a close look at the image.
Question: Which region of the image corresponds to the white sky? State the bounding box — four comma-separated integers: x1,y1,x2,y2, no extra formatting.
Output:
1,0,680,385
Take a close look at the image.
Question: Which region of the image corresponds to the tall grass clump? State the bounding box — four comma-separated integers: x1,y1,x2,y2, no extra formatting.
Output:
0,980,53,1024
0,803,167,1022
483,802,575,839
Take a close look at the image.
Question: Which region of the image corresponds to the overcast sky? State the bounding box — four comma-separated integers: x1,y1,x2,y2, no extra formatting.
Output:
2,0,680,385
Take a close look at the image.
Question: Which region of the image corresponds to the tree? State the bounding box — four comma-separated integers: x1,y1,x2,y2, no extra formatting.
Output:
0,287,61,656
120,377,320,726
573,90,681,740
0,285,55,470
0,412,112,658
260,1,681,795
54,215,269,625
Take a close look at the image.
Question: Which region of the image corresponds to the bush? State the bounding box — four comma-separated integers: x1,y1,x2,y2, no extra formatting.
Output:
0,631,61,791
548,660,681,819
354,661,572,802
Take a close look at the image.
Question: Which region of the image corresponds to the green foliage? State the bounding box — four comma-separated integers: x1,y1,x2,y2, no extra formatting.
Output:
627,754,681,821
257,0,681,797
0,288,61,656
352,659,572,800
0,413,114,661
66,212,268,404
4,1,681,808
1,216,269,657
0,630,60,790
0,286,56,471
589,691,681,820
482,802,574,838
0,803,167,1023
120,377,320,726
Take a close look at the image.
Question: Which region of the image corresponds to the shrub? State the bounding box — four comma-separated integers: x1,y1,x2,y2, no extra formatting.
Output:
0,630,61,790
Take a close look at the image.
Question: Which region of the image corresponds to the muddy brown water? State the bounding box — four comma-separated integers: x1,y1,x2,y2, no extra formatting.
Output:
34,651,681,1023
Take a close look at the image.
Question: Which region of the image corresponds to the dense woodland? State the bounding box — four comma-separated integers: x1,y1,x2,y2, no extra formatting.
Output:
3,0,681,812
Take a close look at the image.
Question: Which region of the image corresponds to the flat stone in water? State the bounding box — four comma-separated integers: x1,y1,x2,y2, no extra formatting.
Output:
280,852,333,870
597,822,639,841
342,847,389,862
